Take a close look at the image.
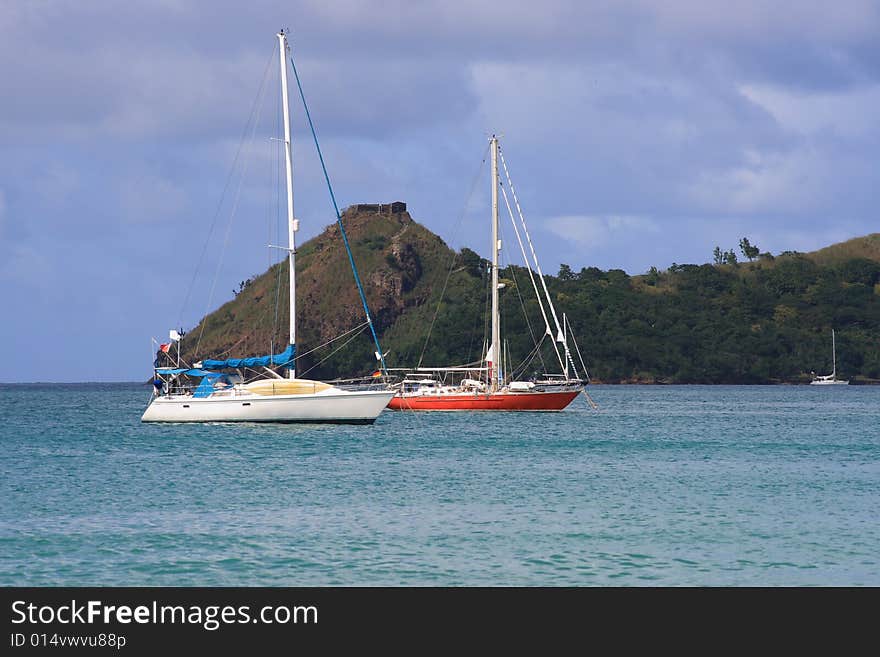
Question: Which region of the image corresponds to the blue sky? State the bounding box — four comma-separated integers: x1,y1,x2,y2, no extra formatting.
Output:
1,1,878,381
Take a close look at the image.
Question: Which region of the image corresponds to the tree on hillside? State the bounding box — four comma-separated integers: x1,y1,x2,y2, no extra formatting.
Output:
459,247,485,278
723,250,738,265
740,237,760,261
713,246,723,265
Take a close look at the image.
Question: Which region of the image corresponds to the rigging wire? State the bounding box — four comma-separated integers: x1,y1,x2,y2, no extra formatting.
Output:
240,61,286,358
498,188,553,374
293,321,370,362
567,314,592,383
415,143,490,370
287,50,388,373
296,324,369,379
510,334,549,381
497,145,567,348
181,45,277,356
197,84,270,357
499,246,546,376
465,260,487,364
499,181,564,373
187,44,275,353
498,143,588,384
481,261,491,379
566,313,598,413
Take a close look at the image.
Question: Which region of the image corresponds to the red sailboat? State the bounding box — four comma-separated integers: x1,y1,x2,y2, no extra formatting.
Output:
387,372,582,411
388,136,593,412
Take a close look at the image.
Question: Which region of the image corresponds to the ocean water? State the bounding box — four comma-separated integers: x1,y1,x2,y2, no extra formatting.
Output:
1,383,877,586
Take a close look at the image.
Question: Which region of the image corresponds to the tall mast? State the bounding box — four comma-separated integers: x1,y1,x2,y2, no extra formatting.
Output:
563,312,569,380
832,329,836,377
490,135,501,391
278,30,298,378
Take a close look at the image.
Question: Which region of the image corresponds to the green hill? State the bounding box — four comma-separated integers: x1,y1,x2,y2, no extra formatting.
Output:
178,203,488,379
172,206,880,384
805,233,880,267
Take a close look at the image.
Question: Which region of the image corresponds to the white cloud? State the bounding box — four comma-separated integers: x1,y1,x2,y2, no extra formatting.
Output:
643,0,879,43
741,83,880,139
545,214,659,250
466,58,789,217
684,148,827,215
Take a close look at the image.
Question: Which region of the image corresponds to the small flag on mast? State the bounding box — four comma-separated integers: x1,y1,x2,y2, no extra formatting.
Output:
159,343,171,353
169,329,181,342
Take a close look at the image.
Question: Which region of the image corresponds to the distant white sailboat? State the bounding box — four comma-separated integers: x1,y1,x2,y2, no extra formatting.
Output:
142,31,394,423
810,329,849,386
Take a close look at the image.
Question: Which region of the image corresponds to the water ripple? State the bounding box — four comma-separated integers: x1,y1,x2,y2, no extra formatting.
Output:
1,383,878,585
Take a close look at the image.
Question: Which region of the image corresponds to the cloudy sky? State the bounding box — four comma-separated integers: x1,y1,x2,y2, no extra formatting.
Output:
1,1,878,381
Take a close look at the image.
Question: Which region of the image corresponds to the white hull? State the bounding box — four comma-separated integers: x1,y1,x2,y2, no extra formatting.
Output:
810,330,847,385
142,388,394,424
142,33,394,427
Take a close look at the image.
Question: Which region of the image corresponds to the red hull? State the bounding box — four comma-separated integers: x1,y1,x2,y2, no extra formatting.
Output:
387,389,580,411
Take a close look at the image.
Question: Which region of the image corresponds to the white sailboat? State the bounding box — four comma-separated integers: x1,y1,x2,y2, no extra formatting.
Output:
142,31,394,423
810,329,849,386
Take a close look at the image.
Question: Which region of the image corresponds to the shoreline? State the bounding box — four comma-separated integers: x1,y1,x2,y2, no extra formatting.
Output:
2,380,878,386
589,379,878,385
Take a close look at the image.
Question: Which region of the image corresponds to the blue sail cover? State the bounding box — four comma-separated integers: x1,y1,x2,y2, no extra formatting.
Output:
201,343,295,370
153,368,231,398
156,368,216,377
193,372,230,398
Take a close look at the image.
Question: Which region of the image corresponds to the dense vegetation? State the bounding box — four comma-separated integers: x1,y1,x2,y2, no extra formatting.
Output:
176,205,880,384
544,253,880,383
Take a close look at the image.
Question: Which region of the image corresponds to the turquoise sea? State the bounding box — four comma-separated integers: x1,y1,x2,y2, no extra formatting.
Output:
1,383,877,586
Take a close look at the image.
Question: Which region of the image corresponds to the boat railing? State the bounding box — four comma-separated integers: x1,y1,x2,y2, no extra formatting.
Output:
327,375,398,392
